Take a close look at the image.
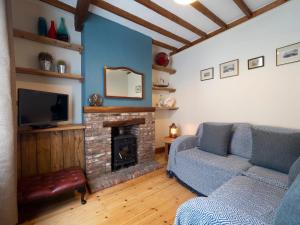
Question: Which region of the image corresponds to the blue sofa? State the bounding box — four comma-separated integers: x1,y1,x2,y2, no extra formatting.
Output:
167,123,300,225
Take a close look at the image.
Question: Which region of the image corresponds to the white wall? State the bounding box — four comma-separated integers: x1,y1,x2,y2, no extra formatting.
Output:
171,0,300,135
12,0,82,124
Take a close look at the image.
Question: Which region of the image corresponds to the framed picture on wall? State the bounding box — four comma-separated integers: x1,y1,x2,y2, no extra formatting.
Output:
135,85,142,93
276,42,300,66
248,56,264,70
220,59,239,79
200,67,214,81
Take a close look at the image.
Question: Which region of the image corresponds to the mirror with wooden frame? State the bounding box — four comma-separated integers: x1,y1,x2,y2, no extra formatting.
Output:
104,66,144,99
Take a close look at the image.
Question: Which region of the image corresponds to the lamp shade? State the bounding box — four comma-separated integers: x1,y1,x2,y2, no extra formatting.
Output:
174,0,197,5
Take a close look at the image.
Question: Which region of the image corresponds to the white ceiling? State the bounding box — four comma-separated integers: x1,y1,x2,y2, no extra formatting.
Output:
61,0,277,49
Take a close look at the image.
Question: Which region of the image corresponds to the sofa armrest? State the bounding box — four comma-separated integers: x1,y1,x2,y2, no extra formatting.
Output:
167,135,198,172
171,135,198,153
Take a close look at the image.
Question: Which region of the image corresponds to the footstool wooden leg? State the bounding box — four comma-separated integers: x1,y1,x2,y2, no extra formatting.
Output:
77,185,87,205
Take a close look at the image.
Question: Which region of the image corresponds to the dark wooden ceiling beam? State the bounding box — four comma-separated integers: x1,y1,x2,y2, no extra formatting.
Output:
172,0,289,55
75,0,90,31
191,1,227,28
152,40,178,52
233,0,252,18
39,0,76,14
135,0,207,37
91,0,191,45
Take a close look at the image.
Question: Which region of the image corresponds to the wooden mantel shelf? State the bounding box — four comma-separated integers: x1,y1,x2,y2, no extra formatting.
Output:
18,124,86,134
84,106,156,113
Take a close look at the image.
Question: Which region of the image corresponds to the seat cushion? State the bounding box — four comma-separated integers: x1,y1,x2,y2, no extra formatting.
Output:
210,176,286,224
18,167,86,204
173,148,251,195
250,126,300,174
199,123,233,156
274,173,300,225
243,166,289,190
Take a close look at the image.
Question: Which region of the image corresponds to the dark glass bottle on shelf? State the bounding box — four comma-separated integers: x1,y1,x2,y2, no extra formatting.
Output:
47,20,57,39
38,17,47,36
57,17,69,42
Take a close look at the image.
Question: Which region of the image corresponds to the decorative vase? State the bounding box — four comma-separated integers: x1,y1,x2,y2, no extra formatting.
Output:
38,17,47,36
48,20,57,39
57,17,69,42
155,52,169,67
40,60,52,71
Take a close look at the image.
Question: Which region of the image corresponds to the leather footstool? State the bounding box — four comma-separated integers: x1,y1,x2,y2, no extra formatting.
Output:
18,167,87,205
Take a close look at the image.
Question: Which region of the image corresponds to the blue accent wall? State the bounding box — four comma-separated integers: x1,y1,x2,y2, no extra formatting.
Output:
82,14,152,106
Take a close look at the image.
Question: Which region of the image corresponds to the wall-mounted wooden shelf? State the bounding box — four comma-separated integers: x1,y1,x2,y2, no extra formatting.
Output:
13,29,83,53
152,64,176,75
155,107,179,110
16,67,84,82
18,124,86,134
152,86,176,92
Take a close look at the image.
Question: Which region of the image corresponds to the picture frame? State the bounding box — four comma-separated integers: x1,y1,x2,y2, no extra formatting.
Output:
220,59,239,79
135,85,142,93
276,42,300,66
200,67,214,81
248,56,264,70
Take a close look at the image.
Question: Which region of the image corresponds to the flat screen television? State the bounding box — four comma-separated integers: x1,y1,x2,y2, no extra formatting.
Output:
18,89,68,128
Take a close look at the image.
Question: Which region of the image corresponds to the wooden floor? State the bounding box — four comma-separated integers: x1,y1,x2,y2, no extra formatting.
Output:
21,154,196,225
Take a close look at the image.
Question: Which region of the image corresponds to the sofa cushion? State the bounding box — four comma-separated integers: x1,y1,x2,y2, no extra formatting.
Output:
289,156,300,186
199,123,233,156
230,123,252,159
274,173,300,225
197,123,253,159
243,166,288,190
210,176,286,224
250,126,300,174
173,148,251,195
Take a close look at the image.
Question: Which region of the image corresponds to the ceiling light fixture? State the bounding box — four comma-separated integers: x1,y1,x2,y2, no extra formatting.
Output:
174,0,197,5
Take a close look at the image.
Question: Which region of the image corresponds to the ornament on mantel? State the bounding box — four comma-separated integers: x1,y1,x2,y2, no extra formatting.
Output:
88,94,103,106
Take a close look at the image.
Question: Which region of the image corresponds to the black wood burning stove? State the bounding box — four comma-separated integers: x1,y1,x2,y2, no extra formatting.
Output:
112,127,137,171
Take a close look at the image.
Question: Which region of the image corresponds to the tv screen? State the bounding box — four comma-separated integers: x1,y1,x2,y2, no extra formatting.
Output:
18,89,68,126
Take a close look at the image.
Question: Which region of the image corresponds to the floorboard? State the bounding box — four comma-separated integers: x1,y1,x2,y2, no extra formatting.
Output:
20,154,196,225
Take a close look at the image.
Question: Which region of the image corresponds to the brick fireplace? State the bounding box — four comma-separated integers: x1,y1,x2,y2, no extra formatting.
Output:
83,106,161,192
